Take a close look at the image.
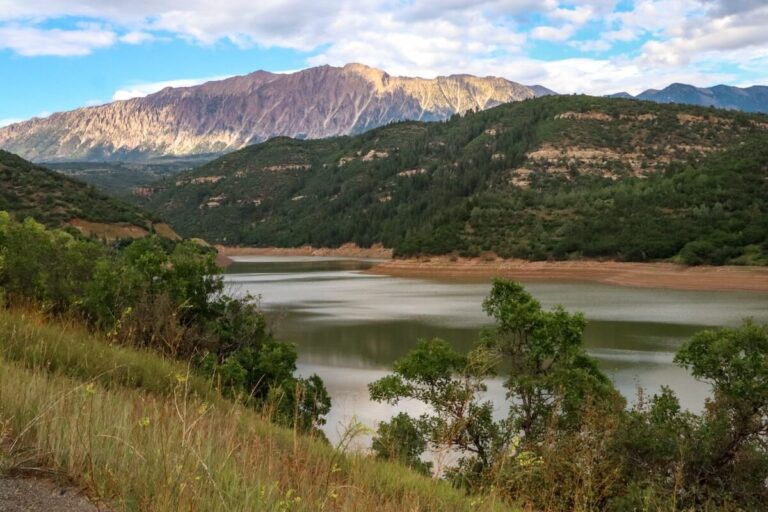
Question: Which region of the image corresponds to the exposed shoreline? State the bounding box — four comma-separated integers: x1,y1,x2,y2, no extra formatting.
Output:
216,243,393,260
215,246,768,292
368,257,768,293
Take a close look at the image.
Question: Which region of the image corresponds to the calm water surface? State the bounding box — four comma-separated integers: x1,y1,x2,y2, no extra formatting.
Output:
224,256,768,442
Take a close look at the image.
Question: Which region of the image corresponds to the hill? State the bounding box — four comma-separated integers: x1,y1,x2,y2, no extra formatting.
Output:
0,63,548,162
46,158,209,199
0,149,177,239
146,95,768,265
0,214,495,511
627,83,768,112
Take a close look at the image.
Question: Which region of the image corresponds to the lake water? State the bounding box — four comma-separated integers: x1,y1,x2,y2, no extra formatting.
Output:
224,256,768,443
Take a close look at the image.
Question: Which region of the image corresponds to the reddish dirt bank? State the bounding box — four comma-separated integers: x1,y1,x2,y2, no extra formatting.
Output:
216,243,393,260
367,257,768,293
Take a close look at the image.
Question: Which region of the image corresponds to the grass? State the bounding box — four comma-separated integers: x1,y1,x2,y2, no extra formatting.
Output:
0,308,510,511
0,308,216,401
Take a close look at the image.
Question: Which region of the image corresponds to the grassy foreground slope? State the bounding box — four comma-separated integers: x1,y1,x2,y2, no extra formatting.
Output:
0,150,177,240
0,308,505,512
147,95,768,265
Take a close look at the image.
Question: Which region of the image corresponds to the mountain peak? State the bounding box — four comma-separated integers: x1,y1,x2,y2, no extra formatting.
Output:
0,64,543,162
341,63,391,86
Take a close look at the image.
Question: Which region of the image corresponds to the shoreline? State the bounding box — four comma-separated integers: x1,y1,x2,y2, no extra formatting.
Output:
367,257,768,293
215,246,768,293
216,243,393,261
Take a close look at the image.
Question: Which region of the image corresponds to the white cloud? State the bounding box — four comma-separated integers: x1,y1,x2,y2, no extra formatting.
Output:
112,75,232,100
120,31,154,44
530,24,575,41
0,24,116,56
571,39,612,52
550,5,594,25
638,2,768,66
0,0,766,99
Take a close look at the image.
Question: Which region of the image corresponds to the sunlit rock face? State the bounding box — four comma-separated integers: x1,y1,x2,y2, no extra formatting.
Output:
0,63,550,162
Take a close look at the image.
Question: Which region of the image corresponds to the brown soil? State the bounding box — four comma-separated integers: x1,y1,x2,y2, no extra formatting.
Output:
65,219,180,242
216,243,393,260
67,219,148,241
0,477,101,512
368,257,768,293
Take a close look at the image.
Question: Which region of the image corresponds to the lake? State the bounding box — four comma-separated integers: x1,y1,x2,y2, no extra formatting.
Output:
224,256,768,443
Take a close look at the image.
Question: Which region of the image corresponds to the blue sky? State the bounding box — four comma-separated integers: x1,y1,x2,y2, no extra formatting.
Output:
2,0,768,125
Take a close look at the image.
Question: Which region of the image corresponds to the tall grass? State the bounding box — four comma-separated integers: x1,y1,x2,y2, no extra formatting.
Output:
0,309,510,511
0,307,216,400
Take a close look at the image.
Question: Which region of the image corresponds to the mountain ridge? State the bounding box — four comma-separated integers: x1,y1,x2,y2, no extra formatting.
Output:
0,64,549,162
608,83,768,112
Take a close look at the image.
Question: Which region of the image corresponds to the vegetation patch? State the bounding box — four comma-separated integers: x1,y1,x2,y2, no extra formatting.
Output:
146,96,768,265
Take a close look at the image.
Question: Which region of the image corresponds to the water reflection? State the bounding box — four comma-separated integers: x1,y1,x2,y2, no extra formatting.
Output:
225,256,768,441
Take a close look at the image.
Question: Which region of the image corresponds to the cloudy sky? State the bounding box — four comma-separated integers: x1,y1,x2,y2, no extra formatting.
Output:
1,0,768,125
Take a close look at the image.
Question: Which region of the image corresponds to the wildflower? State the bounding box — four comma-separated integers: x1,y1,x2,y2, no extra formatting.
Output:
138,416,151,428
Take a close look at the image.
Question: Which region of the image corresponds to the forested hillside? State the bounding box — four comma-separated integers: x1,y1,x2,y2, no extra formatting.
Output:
147,96,768,265
0,150,177,239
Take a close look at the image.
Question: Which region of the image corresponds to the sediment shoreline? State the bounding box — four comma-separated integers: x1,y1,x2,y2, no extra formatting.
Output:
216,243,393,260
367,257,768,293
215,246,768,292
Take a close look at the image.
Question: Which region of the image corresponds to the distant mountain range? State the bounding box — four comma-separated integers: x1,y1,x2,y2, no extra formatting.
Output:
0,64,554,162
608,83,768,113
2,63,766,164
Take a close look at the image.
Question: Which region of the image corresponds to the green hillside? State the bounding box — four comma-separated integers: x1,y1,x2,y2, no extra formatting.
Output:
0,150,176,239
147,95,768,265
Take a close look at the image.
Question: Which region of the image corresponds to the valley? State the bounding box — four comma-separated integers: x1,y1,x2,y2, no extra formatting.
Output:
2,26,768,507
146,95,768,266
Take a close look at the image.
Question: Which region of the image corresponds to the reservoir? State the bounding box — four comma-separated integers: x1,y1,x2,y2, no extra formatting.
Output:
224,256,768,442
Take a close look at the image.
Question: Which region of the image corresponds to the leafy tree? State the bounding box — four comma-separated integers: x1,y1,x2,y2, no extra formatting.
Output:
673,320,768,505
369,280,618,488
371,412,432,475
480,279,620,440
369,338,497,481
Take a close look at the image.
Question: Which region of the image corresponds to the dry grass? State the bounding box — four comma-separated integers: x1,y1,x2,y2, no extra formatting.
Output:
0,308,510,511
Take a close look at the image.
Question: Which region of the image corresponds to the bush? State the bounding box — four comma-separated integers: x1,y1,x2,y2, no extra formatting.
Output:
0,211,330,435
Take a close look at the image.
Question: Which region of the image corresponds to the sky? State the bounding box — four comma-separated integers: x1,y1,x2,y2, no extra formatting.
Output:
2,0,768,126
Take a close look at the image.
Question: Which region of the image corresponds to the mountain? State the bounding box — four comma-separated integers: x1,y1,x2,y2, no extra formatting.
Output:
0,64,550,163
606,92,634,99
145,95,768,265
636,83,768,112
528,85,558,97
0,150,177,240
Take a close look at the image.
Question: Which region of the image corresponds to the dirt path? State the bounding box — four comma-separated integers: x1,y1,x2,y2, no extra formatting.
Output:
368,257,768,293
0,477,100,512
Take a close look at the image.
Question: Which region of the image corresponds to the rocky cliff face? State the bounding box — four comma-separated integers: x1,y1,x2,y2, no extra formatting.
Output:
0,64,547,162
